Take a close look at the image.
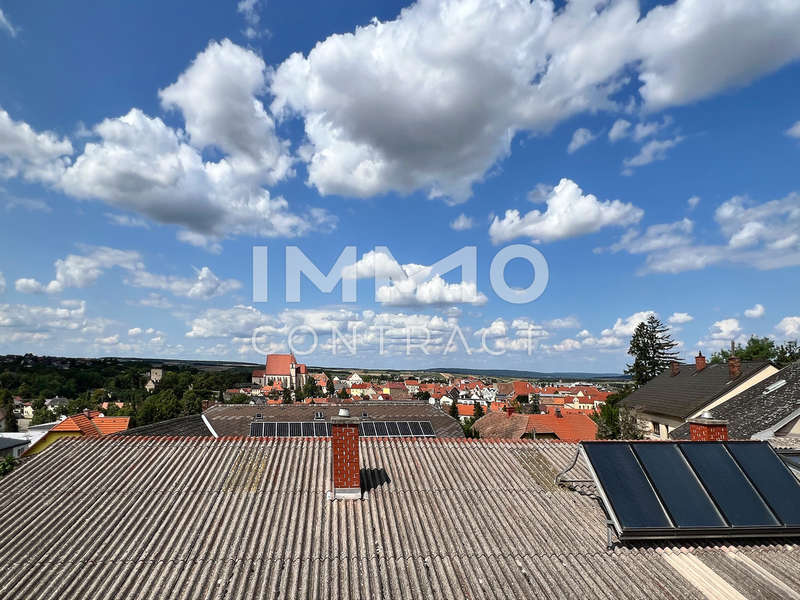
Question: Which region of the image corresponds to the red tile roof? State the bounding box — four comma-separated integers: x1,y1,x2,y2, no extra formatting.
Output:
264,353,305,376
93,417,131,435
50,413,130,436
456,404,477,417
525,413,597,442
512,381,535,396
51,414,100,436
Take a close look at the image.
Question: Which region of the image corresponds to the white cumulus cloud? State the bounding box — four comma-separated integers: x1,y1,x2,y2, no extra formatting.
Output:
449,213,474,231
567,128,596,153
708,318,741,341
57,41,333,243
776,316,800,338
489,178,643,244
744,304,765,318
668,312,693,324
608,119,631,142
270,0,800,201
0,108,73,183
623,136,684,171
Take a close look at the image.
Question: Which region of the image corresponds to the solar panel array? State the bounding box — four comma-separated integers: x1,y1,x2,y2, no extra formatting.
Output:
249,421,436,438
582,441,800,541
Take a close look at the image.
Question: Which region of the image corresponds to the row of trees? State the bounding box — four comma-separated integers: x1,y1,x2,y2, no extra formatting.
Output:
0,359,259,430
710,337,800,367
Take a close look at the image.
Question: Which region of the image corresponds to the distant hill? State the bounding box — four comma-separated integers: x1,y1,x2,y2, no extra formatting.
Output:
422,367,628,381
2,354,627,380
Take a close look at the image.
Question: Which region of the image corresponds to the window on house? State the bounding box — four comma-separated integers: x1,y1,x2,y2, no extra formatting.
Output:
651,421,660,435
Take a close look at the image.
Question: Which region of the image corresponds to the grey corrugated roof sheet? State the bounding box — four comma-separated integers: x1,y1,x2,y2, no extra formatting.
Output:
115,414,212,437
623,360,771,419
0,436,28,451
2,436,800,599
205,402,464,438
671,359,800,440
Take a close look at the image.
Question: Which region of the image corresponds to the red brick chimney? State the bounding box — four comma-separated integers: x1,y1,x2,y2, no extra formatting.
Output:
505,405,515,418
688,412,728,441
330,408,361,500
728,356,741,380
695,351,706,372
670,361,680,376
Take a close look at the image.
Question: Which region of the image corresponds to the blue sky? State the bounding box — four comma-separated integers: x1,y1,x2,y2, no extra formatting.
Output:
1,0,799,373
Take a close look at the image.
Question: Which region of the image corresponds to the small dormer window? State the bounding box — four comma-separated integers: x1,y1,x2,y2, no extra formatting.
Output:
314,411,324,420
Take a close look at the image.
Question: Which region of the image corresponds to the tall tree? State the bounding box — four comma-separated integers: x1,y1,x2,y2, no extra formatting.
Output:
0,390,17,432
473,402,484,419
776,341,800,368
591,387,641,440
449,399,459,419
625,315,679,386
529,393,540,414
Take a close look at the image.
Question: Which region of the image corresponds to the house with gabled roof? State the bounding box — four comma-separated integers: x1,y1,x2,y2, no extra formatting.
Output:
474,409,597,441
670,358,800,442
623,353,778,439
24,411,130,455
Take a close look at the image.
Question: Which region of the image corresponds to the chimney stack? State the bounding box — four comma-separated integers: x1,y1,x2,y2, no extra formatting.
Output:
670,361,680,376
695,351,706,372
330,408,361,500
688,411,728,441
505,405,515,418
555,407,562,418
728,356,741,380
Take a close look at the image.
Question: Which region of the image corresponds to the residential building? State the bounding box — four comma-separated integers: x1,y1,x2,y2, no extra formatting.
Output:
3,430,799,598
251,353,309,390
25,412,130,455
44,396,69,412
473,409,598,441
0,436,28,458
313,372,329,389
670,359,800,442
623,354,777,438
347,372,364,385
203,402,464,438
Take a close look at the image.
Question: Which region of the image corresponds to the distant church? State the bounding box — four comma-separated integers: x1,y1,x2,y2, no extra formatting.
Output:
252,353,309,390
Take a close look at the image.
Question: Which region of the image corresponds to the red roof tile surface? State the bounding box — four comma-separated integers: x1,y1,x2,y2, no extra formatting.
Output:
264,353,306,376
525,413,597,442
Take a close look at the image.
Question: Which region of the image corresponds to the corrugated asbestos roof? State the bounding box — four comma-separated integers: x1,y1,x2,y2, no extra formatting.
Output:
115,414,211,437
2,437,800,599
205,402,464,438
